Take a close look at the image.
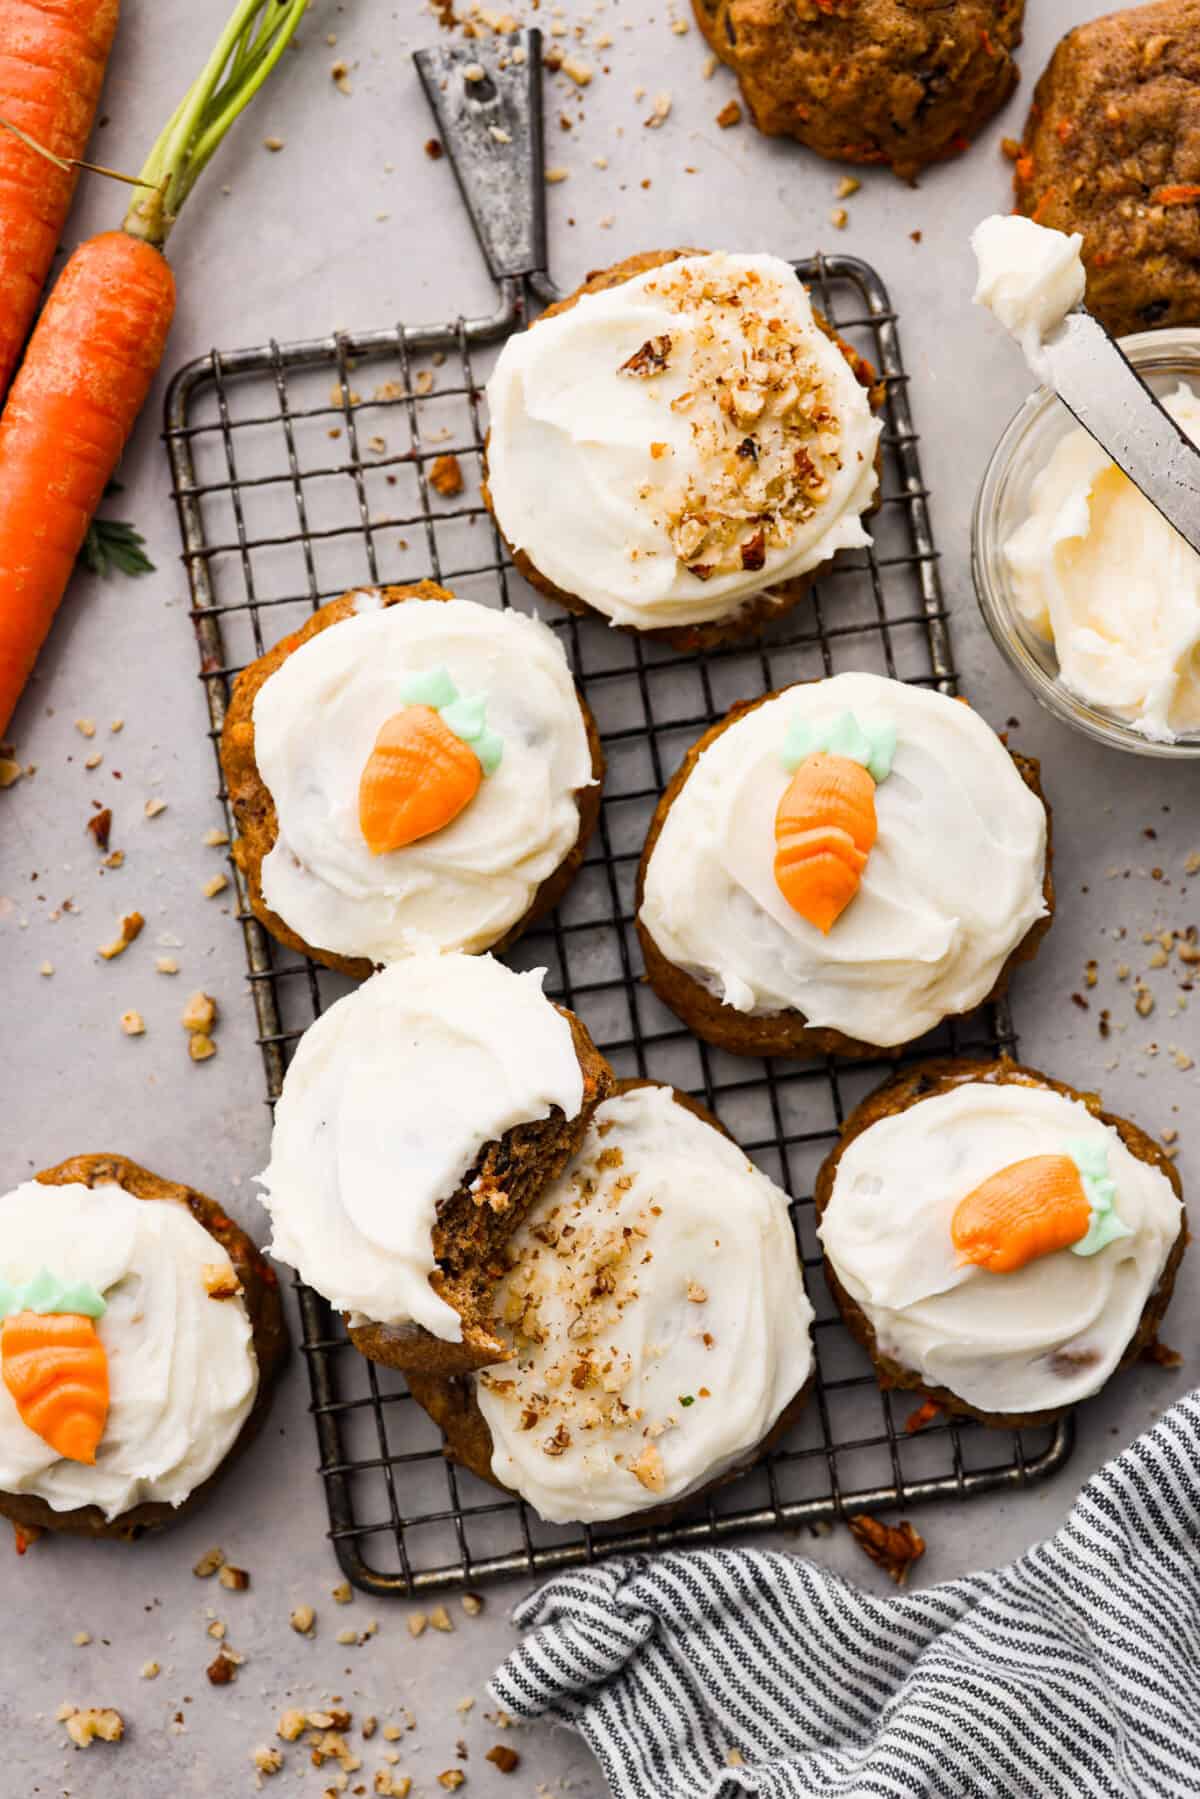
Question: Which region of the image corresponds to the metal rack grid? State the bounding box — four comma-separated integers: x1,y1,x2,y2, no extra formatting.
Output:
164,253,1073,1597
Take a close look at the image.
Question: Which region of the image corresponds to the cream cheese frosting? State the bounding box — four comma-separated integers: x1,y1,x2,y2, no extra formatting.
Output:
253,595,595,963
258,953,585,1337
485,251,881,630
818,1082,1181,1416
1004,383,1200,742
971,214,1085,379
638,673,1048,1047
476,1085,814,1523
0,1181,258,1521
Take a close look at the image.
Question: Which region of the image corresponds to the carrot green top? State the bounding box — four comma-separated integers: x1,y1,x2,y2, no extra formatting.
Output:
1067,1140,1133,1257
780,710,896,784
0,1268,107,1320
123,0,310,249
396,666,505,775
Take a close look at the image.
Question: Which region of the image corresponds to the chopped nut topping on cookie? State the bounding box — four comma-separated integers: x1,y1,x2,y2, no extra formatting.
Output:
618,262,845,584
620,335,672,377
630,1442,666,1494
480,1147,693,1487
204,1264,244,1301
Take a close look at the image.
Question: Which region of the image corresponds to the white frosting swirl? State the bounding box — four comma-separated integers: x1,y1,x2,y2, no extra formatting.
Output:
972,214,1085,379
485,251,880,629
258,954,585,1337
476,1085,814,1523
0,1181,258,1521
1004,384,1200,743
818,1081,1181,1415
253,596,595,963
638,673,1048,1047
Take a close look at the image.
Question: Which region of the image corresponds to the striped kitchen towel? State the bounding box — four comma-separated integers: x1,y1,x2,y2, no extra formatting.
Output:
490,1389,1200,1799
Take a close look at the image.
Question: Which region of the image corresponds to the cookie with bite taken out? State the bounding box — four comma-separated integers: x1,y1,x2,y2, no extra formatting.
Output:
407,1081,815,1526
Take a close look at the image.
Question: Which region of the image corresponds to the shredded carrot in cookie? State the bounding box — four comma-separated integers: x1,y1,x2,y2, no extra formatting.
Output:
1,1311,109,1464
358,705,481,855
773,752,877,934
1153,185,1200,206
951,1154,1091,1276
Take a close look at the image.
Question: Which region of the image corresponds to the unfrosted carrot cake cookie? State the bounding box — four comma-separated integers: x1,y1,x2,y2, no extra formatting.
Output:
693,0,1025,181
484,250,882,650
815,1060,1185,1426
0,1155,286,1542
637,672,1053,1058
407,1082,815,1525
222,582,602,979
258,952,612,1377
1012,0,1200,338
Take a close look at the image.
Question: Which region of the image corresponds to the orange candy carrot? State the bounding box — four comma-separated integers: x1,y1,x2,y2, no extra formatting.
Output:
0,0,121,403
359,705,482,855
951,1154,1092,1276
774,751,878,934
1,1309,109,1463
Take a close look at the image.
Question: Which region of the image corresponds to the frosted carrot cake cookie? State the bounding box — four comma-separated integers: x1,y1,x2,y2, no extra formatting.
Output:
408,1082,815,1524
637,671,1052,1059
484,250,882,650
258,952,612,1376
222,582,602,978
0,1155,286,1541
815,1059,1185,1426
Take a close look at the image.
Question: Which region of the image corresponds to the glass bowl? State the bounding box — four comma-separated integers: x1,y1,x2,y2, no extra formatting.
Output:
971,327,1200,759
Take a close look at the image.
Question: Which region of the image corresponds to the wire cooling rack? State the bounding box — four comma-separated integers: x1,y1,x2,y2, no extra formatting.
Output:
164,252,1073,1596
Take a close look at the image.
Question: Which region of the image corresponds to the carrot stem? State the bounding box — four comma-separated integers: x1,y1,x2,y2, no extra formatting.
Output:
124,0,308,247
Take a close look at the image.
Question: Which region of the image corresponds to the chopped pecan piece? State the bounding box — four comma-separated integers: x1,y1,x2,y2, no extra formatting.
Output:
619,334,671,377
630,1442,666,1494
429,454,464,498
740,530,766,572
847,1513,925,1587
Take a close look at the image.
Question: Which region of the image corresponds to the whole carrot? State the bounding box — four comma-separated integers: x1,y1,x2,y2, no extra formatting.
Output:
0,0,120,401
0,0,308,736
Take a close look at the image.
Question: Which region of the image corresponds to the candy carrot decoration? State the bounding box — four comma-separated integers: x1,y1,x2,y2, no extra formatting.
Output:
358,665,503,856
360,707,481,854
773,711,896,933
952,1155,1090,1274
0,1269,109,1464
2,1312,108,1464
951,1140,1132,1275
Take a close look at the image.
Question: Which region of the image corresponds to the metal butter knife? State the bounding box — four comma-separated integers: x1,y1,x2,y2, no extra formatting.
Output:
1036,309,1200,558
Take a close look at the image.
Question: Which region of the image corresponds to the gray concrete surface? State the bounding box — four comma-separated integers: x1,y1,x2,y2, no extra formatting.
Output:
2,0,1198,1792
